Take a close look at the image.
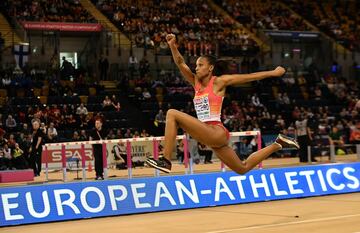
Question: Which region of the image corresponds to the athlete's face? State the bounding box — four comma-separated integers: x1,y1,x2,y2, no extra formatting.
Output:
195,57,214,79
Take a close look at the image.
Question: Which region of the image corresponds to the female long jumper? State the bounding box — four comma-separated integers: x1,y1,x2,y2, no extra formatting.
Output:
146,34,299,174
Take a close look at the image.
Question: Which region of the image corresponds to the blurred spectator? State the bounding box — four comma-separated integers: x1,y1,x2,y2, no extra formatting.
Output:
282,93,290,105
328,126,345,147
142,88,152,100
22,134,32,166
76,103,89,117
128,54,138,76
115,129,122,139
111,95,121,112
47,122,58,143
158,39,169,55
124,129,132,138
80,114,91,129
154,109,166,135
12,143,28,169
21,123,31,135
139,56,150,77
67,114,77,128
251,93,263,107
40,122,47,135
349,121,360,144
329,126,346,155
72,131,80,141
107,129,116,139
79,130,88,141
102,95,113,111
8,134,16,149
5,115,17,132
112,141,127,169
0,130,7,169
60,57,74,80
133,131,140,138
140,129,149,137
2,144,12,169
155,110,165,125
98,55,109,80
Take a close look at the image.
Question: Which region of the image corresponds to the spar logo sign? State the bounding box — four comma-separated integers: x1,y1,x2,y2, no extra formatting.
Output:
42,145,93,163
1,163,360,226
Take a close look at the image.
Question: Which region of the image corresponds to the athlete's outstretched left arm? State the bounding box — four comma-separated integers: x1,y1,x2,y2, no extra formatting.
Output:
218,66,286,87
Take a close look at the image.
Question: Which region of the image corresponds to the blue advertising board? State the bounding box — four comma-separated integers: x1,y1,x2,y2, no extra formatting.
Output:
1,163,360,226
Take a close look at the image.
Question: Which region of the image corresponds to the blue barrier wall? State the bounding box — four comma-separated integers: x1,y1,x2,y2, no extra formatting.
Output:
1,163,360,226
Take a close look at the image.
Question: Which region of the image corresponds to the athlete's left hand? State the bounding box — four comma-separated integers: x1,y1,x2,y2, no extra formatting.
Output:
272,66,286,77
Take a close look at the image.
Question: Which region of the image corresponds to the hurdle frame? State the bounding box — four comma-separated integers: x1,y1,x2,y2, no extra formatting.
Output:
43,131,262,182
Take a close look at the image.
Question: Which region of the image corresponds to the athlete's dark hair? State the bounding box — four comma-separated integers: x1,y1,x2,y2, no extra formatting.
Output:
200,55,230,76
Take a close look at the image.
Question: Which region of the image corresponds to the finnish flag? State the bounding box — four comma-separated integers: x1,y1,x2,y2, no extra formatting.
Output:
14,42,29,68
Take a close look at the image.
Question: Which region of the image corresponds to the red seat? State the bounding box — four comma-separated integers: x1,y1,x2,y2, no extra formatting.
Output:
0,170,34,183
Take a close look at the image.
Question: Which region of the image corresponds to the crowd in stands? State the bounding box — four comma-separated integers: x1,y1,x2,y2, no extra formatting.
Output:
214,0,311,33
283,0,360,52
222,65,359,159
212,0,359,52
93,0,259,56
0,0,358,54
1,0,96,23
0,57,359,171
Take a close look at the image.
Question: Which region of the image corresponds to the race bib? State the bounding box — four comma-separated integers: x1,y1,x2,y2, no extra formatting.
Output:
193,94,210,121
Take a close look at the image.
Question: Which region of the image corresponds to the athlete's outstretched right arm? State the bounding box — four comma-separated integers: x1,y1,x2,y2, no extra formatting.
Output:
166,34,195,86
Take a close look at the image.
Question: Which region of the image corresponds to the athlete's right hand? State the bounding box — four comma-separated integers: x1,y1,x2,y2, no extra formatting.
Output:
272,66,286,77
166,34,176,46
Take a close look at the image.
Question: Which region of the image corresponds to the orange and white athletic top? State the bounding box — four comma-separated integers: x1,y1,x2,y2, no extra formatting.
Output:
193,76,224,122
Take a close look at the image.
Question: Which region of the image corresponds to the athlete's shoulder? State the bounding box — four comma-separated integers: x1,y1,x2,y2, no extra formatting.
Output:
213,75,226,86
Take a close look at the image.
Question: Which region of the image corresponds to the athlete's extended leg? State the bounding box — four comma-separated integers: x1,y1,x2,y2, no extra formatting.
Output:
213,134,300,175
213,144,280,174
146,109,228,173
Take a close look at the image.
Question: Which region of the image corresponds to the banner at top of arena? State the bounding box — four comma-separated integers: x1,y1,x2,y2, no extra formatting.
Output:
22,21,102,32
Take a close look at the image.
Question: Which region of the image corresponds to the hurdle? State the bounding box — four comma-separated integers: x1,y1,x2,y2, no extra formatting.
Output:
44,135,187,182
43,130,262,182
